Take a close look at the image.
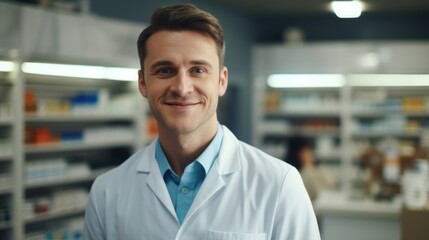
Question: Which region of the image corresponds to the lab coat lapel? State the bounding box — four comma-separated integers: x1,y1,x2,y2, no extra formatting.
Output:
185,164,225,222
184,126,241,223
136,140,177,220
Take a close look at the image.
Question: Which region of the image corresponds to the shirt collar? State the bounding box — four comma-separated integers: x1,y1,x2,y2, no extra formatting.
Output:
155,124,224,177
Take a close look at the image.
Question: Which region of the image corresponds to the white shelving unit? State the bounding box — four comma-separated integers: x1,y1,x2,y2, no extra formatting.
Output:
0,57,149,240
252,41,429,194
0,56,22,240
349,84,429,160
0,3,149,238
255,86,346,187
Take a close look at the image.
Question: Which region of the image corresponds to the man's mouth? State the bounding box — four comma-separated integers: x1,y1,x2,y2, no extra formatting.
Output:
165,101,199,107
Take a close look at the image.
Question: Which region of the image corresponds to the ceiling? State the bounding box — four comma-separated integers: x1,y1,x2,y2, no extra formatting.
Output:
199,0,429,16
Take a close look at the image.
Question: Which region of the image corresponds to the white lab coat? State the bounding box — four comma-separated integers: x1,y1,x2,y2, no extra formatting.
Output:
83,126,320,240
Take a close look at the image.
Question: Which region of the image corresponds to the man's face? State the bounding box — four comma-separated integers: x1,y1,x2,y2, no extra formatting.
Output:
139,30,228,135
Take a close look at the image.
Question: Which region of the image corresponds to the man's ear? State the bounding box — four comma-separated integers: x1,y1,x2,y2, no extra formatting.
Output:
218,66,228,97
138,70,148,98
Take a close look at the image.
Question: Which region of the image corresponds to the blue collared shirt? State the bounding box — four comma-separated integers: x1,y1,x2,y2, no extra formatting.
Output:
155,126,223,224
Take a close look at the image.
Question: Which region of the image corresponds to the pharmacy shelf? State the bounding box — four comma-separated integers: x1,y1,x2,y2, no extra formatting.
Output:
25,140,135,154
0,56,20,240
2,54,150,239
25,114,135,122
25,170,107,189
352,131,424,138
263,128,340,138
0,153,13,161
401,112,429,117
0,78,13,86
0,186,12,195
351,111,389,118
0,222,12,230
316,153,342,161
0,119,13,126
24,207,85,225
265,110,341,119
253,43,429,196
352,111,429,118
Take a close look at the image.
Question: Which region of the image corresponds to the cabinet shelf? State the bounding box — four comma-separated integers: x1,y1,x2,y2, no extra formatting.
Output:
0,78,13,86
0,222,12,230
352,131,423,138
24,208,85,225
265,109,341,119
25,140,134,154
0,153,13,162
25,170,106,189
1,21,149,237
253,43,429,220
0,119,13,126
0,186,12,195
317,153,342,162
25,114,134,122
264,128,340,138
352,111,429,118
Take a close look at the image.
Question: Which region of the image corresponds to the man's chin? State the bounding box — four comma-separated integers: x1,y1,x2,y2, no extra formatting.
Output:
165,122,196,135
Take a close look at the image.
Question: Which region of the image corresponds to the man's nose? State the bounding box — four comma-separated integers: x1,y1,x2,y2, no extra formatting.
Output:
170,71,193,96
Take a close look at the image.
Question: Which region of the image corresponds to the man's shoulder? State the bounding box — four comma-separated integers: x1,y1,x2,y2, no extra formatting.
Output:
91,146,150,189
220,126,293,177
236,140,294,177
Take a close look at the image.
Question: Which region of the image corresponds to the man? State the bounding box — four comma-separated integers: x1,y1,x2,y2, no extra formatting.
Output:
83,4,320,240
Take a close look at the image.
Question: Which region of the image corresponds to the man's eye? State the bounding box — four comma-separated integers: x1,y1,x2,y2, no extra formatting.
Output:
191,67,206,74
158,68,174,75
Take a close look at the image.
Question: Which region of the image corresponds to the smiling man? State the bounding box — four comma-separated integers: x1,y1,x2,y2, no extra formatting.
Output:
83,4,320,240
140,29,227,175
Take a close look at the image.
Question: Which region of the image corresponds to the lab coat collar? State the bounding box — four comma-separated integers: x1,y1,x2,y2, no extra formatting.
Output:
134,125,242,225
135,125,241,175
183,126,241,225
136,139,156,173
216,125,241,175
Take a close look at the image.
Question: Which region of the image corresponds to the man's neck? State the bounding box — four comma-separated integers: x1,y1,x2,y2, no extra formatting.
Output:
158,123,218,176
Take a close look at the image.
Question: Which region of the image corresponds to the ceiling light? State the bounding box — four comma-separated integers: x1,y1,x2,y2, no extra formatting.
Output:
267,74,346,88
0,60,15,72
348,74,429,87
331,1,362,18
22,62,137,81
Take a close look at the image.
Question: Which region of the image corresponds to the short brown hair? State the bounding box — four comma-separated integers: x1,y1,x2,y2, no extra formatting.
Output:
137,4,225,70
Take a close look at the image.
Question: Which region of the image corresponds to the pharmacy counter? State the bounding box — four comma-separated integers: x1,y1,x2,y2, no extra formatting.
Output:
314,190,401,240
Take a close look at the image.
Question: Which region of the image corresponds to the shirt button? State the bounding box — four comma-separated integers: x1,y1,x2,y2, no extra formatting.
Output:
181,187,188,194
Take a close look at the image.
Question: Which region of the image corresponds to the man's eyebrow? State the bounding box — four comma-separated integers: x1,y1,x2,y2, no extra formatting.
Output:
149,61,174,71
190,60,213,68
149,60,213,71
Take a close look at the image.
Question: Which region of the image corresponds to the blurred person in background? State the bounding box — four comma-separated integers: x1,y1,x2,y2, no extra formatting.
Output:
285,135,336,200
